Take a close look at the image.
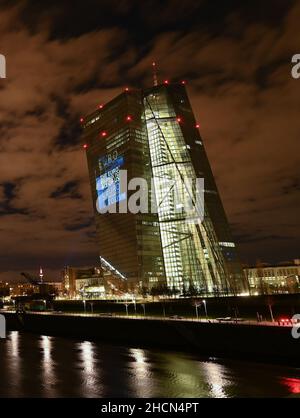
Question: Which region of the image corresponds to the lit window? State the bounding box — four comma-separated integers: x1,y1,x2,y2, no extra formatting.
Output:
219,242,236,248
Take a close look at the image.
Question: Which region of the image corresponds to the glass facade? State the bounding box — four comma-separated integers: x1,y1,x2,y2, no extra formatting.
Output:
145,83,246,294
144,85,230,294
82,91,165,290
82,83,245,294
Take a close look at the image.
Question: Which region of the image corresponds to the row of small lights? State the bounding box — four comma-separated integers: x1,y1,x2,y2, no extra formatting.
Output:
82,82,199,150
80,81,186,124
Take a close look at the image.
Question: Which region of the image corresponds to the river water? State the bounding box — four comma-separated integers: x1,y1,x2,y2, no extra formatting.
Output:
0,331,299,397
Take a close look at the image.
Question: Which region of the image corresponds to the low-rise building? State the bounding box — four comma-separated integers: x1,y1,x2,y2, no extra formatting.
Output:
244,259,300,294
62,266,105,298
0,281,10,297
62,263,127,299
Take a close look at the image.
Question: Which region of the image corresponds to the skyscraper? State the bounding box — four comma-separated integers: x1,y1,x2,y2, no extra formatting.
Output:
82,91,166,291
82,82,245,295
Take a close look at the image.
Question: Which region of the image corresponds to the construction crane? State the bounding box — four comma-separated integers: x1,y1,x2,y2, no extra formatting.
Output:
20,272,41,286
12,272,56,312
20,271,57,296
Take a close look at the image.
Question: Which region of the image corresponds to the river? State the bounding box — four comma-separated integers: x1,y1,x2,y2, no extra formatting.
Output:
0,331,299,397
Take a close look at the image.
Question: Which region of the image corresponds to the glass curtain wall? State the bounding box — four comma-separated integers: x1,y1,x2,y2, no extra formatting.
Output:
144,86,230,294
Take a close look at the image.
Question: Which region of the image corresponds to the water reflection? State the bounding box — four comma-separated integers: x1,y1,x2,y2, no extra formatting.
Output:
202,362,228,398
129,348,153,397
0,332,299,398
282,377,300,396
5,331,21,396
39,336,57,397
77,340,103,397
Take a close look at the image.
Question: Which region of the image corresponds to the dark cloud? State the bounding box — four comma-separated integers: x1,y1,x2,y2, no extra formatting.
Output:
64,218,94,232
50,181,82,200
0,182,28,216
0,0,299,281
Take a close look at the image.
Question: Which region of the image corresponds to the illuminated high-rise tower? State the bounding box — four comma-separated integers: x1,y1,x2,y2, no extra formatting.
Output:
82,82,245,295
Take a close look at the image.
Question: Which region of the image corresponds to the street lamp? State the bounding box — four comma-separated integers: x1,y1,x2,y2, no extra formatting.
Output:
193,301,202,320
124,302,131,316
268,304,274,323
202,299,208,320
132,297,137,315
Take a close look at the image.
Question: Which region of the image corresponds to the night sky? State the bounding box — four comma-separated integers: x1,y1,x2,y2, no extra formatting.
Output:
0,0,299,281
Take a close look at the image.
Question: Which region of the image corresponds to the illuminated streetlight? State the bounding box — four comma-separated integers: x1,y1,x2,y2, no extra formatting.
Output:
193,300,202,320
132,297,137,314
124,301,131,316
203,299,208,320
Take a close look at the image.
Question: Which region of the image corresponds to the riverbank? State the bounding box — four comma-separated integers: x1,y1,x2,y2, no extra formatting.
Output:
2,310,299,367
51,294,300,320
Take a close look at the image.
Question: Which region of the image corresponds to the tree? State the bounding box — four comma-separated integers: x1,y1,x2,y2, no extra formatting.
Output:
256,260,268,295
171,286,180,298
188,284,198,297
140,286,149,298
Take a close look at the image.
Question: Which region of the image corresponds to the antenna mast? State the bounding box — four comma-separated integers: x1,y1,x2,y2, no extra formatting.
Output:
152,61,158,86
39,267,44,283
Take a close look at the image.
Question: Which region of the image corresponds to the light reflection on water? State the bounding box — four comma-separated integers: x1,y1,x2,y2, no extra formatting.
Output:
77,340,103,397
0,331,299,398
129,348,153,397
4,331,21,396
40,336,56,397
202,362,228,398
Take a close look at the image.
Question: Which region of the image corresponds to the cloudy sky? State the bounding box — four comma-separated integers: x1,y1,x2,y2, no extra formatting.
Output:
0,0,299,281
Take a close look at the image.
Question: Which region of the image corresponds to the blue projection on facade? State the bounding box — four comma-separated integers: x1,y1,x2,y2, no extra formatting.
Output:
96,155,126,210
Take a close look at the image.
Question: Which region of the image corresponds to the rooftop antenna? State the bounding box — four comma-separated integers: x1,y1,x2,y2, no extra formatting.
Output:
39,267,44,283
152,61,158,86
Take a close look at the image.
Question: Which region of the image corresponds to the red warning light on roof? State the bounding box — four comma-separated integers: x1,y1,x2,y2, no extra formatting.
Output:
164,80,169,85
181,80,187,85
176,117,182,123
101,131,107,137
80,117,84,123
98,104,104,109
196,123,200,129
83,144,88,149
126,115,132,122
125,87,129,92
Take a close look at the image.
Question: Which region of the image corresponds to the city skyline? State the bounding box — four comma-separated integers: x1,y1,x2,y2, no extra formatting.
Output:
0,0,299,282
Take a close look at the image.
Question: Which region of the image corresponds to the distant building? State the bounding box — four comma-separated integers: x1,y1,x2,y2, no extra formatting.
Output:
82,82,246,295
244,259,300,294
48,281,64,296
7,281,63,298
62,265,126,299
9,283,38,297
0,282,10,297
62,266,100,298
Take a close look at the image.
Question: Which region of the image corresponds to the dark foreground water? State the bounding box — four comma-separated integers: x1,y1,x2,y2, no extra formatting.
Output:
0,331,299,398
